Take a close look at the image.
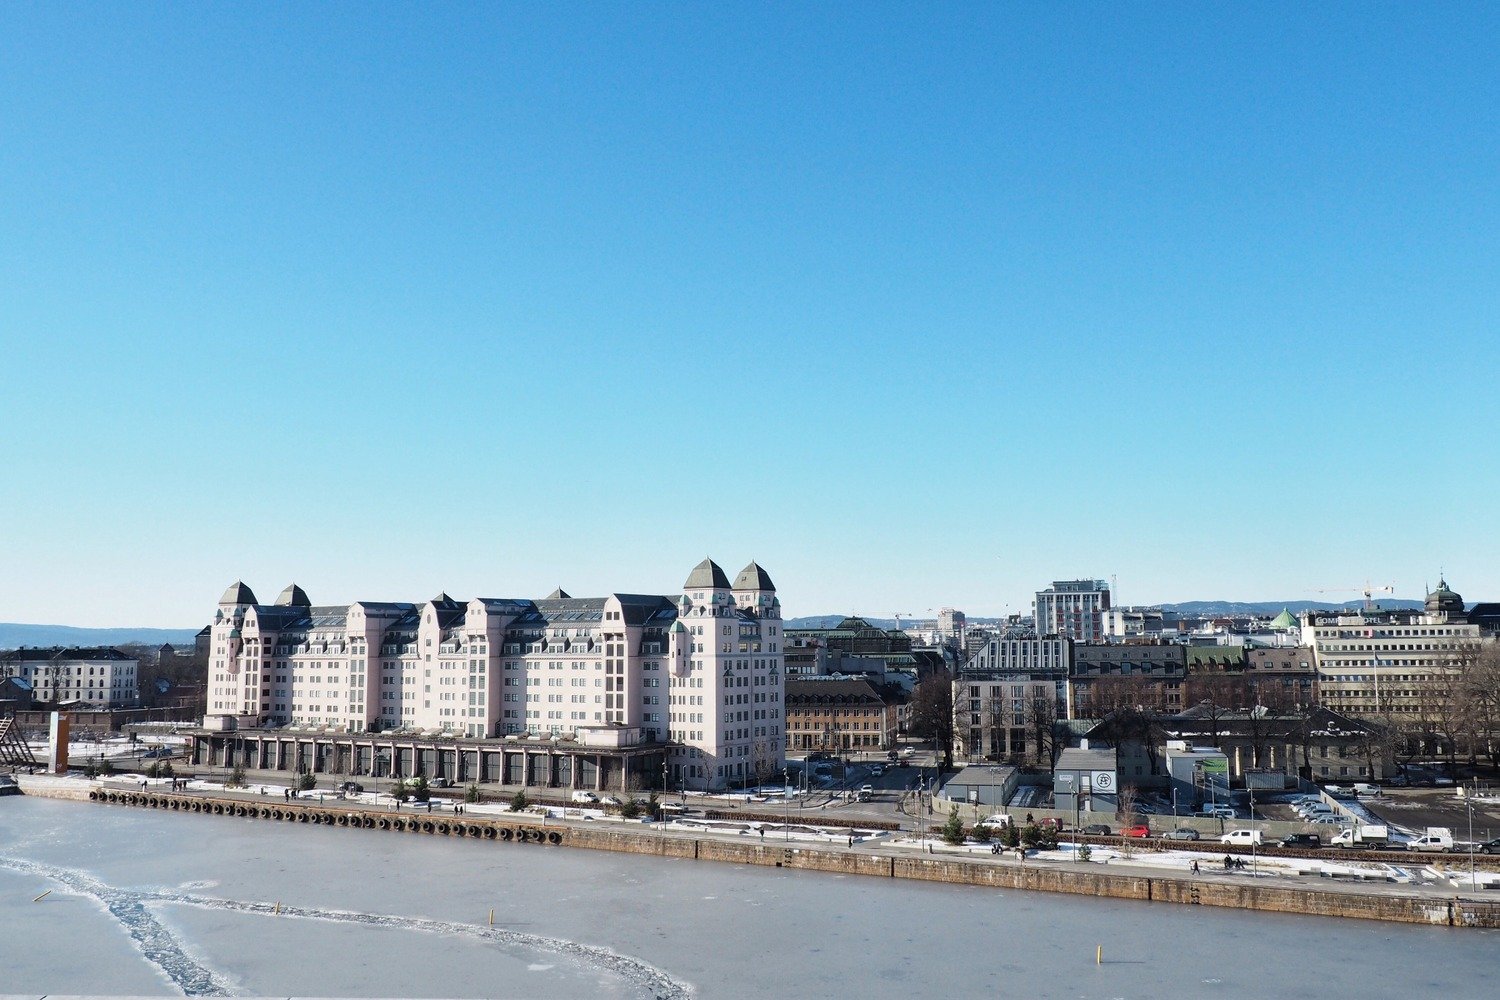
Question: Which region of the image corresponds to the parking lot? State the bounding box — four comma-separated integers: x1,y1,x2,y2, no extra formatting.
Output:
1362,788,1500,843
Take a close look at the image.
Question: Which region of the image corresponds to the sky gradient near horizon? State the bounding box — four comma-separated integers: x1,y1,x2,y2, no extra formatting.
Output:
2,4,1497,628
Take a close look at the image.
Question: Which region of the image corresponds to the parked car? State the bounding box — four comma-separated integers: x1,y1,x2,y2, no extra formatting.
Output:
599,795,621,806
1080,824,1111,836
337,781,364,794
1280,833,1323,848
428,776,454,788
1122,824,1150,838
870,765,884,776
1200,805,1235,819
1480,838,1500,855
1220,829,1263,847
1160,828,1200,841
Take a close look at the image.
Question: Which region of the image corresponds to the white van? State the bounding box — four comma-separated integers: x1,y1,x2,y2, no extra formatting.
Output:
570,791,599,804
1200,804,1235,819
1220,829,1263,847
1352,783,1381,797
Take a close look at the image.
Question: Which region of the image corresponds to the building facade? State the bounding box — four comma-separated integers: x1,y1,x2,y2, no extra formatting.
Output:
1034,580,1111,641
0,647,139,708
1300,579,1482,717
784,677,899,752
202,559,785,791
953,637,1069,762
1067,642,1185,718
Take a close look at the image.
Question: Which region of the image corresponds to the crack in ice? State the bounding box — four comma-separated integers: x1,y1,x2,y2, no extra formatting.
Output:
0,856,232,996
0,856,690,999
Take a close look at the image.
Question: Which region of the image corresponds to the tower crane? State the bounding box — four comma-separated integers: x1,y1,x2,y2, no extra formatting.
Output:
1311,580,1395,612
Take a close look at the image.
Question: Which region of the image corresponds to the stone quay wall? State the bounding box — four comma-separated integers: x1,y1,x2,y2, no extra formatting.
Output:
47,783,1500,931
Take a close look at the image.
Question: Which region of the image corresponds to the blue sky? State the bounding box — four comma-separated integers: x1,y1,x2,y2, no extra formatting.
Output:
2,4,1496,627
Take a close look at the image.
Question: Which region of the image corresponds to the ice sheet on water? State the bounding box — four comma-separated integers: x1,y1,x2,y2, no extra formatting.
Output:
0,856,690,999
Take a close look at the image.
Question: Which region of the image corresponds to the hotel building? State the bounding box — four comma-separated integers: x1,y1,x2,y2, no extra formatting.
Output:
1301,579,1482,717
197,559,785,792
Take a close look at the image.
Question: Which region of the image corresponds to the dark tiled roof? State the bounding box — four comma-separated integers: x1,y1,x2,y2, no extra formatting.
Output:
0,646,136,663
684,558,730,590
220,581,257,605
733,561,775,591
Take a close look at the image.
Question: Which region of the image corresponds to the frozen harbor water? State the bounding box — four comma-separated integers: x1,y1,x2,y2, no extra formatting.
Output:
1,795,1496,998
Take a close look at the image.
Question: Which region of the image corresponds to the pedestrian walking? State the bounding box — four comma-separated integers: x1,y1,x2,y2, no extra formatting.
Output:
1191,860,1200,874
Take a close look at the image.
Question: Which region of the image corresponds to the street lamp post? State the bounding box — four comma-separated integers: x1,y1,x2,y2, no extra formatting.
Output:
784,766,791,842
1466,785,1477,889
1249,788,1257,878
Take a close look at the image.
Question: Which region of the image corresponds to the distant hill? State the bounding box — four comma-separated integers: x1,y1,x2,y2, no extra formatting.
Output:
0,623,201,650
1156,600,1425,617
787,600,1430,631
785,615,1006,630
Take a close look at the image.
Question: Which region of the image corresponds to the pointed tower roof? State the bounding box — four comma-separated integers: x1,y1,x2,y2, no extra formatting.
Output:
430,592,460,608
546,588,571,600
733,561,775,591
1269,608,1297,630
219,581,258,605
684,558,730,590
275,583,311,608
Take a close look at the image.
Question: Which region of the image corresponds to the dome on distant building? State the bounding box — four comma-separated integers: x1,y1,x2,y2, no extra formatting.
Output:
275,583,311,607
1426,578,1464,616
684,558,730,590
219,581,257,605
1269,608,1297,630
733,561,776,592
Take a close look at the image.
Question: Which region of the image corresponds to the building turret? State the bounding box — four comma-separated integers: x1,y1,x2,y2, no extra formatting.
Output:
732,560,780,619
275,583,311,607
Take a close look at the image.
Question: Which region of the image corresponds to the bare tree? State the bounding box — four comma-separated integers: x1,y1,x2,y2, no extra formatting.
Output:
1088,676,1167,777
1024,693,1059,771
1460,644,1500,768
1182,674,1252,748
909,670,955,770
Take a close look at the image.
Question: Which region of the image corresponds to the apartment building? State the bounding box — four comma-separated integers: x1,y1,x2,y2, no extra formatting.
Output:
1034,579,1111,641
202,559,785,791
0,647,139,707
784,676,899,752
953,637,1069,762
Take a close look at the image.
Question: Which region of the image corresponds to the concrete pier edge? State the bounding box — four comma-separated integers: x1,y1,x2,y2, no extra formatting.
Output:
18,778,1500,930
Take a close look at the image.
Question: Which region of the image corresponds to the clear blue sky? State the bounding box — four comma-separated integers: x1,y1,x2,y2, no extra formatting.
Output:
2,4,1496,627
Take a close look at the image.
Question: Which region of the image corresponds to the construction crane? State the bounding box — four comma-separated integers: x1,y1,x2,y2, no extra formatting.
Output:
1312,580,1395,612
854,611,917,630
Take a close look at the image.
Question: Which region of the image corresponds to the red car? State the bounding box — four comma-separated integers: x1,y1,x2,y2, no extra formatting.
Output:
1122,824,1150,838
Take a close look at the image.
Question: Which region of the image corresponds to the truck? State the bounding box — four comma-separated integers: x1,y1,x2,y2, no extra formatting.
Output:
1329,824,1390,849
1407,827,1454,853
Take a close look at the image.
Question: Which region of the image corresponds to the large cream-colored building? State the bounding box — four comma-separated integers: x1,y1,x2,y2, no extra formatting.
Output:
203,559,785,790
1302,579,1482,717
0,646,139,707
